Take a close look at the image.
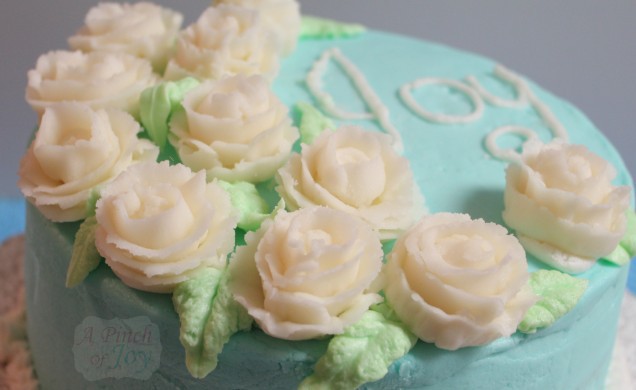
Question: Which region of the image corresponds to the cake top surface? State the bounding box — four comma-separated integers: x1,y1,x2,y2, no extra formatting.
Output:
16,1,634,388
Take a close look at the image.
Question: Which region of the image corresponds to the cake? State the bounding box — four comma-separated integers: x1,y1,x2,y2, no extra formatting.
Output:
17,2,634,389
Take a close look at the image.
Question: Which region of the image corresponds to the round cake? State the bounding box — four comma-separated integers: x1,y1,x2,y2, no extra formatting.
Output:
19,2,633,389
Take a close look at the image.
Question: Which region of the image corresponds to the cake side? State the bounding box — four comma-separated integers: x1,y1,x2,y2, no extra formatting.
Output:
23,204,630,389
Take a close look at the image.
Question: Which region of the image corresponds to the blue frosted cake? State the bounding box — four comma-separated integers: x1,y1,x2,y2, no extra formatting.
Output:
18,1,634,389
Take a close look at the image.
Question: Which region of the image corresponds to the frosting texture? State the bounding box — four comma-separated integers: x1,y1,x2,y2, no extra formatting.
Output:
18,2,634,386
164,5,280,81
170,74,298,182
68,2,183,72
385,213,537,350
26,50,157,117
213,0,301,56
94,161,237,293
230,207,384,340
18,103,158,222
276,125,424,239
503,139,630,273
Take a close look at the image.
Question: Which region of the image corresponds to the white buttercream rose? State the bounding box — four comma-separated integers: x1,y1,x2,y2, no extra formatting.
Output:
385,213,536,350
170,74,298,182
503,139,630,273
95,161,237,293
68,2,183,72
212,0,300,55
18,103,158,222
163,5,280,81
26,50,157,117
276,126,425,240
230,206,383,340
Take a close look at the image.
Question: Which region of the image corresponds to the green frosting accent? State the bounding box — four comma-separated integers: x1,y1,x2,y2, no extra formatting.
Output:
85,188,101,218
295,102,335,145
65,216,101,288
621,209,636,255
602,209,636,266
299,303,417,390
518,270,588,334
603,244,631,266
173,267,252,379
139,77,200,148
300,16,366,39
218,181,272,231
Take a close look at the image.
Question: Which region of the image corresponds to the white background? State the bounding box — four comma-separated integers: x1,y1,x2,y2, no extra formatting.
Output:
1,1,634,197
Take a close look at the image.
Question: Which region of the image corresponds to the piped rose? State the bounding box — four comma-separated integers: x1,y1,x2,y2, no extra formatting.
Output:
384,213,536,350
163,5,280,82
170,74,298,182
95,161,237,293
502,139,630,273
26,50,157,117
68,2,183,73
230,206,383,340
276,126,425,240
18,103,158,222
212,0,300,56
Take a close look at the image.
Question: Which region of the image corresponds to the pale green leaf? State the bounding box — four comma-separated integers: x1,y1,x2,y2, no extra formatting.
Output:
602,244,631,266
217,181,271,231
518,269,588,334
300,16,366,39
65,216,102,288
295,102,335,145
140,77,200,148
299,302,416,390
200,267,252,372
601,209,636,265
85,188,100,217
619,209,636,256
173,267,252,378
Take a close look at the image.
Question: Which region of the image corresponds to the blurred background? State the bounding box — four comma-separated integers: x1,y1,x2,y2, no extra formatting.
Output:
1,1,634,199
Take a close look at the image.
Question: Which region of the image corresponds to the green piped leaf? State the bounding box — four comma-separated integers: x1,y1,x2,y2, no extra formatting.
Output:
518,270,588,334
85,188,101,218
300,16,366,39
217,181,273,231
299,302,417,390
66,216,102,288
621,209,636,255
295,102,335,145
602,244,631,266
140,77,200,148
173,267,252,379
604,209,636,266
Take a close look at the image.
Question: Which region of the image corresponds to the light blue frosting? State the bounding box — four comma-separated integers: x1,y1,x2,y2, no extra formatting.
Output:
24,29,632,389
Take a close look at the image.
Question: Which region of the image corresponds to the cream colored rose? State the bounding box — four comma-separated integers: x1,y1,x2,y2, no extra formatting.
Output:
384,213,536,350
276,126,425,240
68,2,183,72
18,103,158,222
26,50,157,117
212,0,300,55
95,161,237,293
230,206,383,340
503,139,630,273
163,5,280,81
169,74,298,182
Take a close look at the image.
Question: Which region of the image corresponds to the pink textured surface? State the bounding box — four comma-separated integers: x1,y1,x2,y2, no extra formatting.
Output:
0,236,24,315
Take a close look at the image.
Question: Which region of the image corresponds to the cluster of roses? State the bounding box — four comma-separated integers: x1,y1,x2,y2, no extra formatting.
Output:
18,0,630,354
19,0,303,292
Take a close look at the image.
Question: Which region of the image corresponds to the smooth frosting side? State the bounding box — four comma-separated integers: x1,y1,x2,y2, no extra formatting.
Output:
23,202,629,389
25,29,633,389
